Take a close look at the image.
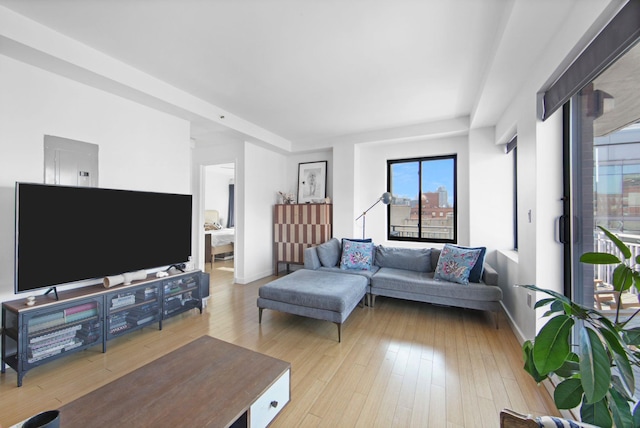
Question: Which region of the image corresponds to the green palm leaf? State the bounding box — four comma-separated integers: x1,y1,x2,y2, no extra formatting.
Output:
579,327,611,404
598,226,632,259
581,396,613,428
598,327,634,396
580,252,621,264
533,315,574,375
609,388,633,428
613,264,634,292
554,378,583,409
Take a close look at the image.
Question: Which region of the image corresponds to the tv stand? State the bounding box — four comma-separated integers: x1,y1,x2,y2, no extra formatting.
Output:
2,269,209,386
44,286,59,301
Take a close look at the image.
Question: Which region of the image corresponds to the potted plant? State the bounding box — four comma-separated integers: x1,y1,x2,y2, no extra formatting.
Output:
522,226,640,427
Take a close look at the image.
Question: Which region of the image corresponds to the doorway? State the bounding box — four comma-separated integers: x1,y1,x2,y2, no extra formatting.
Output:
203,163,236,281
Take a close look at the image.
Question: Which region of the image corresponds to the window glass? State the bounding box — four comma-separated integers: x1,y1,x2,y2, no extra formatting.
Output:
388,155,457,243
569,41,640,313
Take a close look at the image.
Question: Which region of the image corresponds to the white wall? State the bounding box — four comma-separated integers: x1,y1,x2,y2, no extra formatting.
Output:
332,143,359,239
0,55,192,304
533,108,565,332
243,142,287,283
468,127,514,266
495,83,565,341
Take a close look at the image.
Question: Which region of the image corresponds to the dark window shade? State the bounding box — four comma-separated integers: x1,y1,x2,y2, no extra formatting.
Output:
506,135,517,154
542,0,640,120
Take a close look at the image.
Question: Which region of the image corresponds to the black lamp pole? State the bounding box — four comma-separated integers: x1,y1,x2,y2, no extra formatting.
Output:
355,192,392,239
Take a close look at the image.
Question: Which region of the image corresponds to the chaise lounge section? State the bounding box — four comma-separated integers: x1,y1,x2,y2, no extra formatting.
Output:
257,269,368,342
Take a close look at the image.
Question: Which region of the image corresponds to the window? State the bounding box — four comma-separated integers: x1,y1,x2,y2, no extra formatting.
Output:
506,136,518,250
387,155,457,243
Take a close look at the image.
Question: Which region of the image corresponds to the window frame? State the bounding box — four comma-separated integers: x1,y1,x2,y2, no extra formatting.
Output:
386,154,458,244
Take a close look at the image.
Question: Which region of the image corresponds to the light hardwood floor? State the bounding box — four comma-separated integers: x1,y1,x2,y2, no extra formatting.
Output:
0,261,558,427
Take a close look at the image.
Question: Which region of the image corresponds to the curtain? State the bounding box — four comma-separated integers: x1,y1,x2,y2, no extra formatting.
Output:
227,184,235,228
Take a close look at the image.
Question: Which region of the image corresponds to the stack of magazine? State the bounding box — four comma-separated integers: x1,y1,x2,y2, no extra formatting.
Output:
27,303,99,363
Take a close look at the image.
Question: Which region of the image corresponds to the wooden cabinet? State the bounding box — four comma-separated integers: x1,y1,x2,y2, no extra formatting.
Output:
273,203,332,275
1,270,208,386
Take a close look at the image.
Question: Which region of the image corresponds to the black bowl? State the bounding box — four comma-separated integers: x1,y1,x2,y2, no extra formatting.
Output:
23,410,60,428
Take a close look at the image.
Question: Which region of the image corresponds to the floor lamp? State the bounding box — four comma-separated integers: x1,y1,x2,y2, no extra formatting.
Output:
355,192,392,239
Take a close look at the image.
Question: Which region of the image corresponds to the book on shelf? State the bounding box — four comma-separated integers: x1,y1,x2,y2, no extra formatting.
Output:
111,294,136,309
135,287,157,302
64,302,96,316
29,325,81,344
65,308,98,323
28,312,66,332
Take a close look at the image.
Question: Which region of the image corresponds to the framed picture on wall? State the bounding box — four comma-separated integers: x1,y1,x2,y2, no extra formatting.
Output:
297,161,327,203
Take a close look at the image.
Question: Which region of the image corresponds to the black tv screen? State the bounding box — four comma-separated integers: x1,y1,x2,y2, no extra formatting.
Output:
15,183,192,294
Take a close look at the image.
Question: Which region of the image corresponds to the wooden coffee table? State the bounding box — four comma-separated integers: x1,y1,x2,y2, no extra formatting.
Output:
58,335,290,428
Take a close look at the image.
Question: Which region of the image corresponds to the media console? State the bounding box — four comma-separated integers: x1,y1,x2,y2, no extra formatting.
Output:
1,269,209,386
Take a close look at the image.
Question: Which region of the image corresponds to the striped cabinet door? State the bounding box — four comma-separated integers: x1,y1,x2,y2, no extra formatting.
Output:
274,204,332,270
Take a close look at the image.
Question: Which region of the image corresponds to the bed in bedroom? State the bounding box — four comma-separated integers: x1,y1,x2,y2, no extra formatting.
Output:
204,210,234,265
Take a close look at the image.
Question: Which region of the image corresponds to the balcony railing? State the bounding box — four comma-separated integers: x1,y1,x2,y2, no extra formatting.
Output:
390,224,453,240
592,230,640,311
594,230,640,284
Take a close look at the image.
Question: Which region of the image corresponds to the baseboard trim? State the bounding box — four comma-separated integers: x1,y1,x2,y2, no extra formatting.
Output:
501,301,528,345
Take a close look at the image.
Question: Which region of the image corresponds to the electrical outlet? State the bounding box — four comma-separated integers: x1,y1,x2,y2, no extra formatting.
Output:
527,292,533,308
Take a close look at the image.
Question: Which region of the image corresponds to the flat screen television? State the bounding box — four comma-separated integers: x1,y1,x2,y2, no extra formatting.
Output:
15,182,193,295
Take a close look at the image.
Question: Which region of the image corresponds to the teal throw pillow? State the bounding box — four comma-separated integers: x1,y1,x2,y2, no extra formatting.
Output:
340,240,373,271
450,245,486,283
434,244,482,285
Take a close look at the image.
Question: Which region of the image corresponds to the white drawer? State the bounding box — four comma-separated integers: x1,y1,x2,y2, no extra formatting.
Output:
249,368,290,428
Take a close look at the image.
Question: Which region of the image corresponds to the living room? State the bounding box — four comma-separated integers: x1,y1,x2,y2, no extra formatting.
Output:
0,1,636,426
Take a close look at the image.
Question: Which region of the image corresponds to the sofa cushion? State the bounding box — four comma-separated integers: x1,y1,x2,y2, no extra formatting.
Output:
375,246,431,272
340,239,374,270
318,265,378,282
316,238,341,267
450,245,486,283
430,248,441,272
258,270,367,312
434,244,482,285
371,267,502,302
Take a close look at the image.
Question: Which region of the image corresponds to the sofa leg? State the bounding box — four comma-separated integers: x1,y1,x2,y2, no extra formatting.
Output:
336,323,342,342
259,308,263,324
493,311,499,329
370,294,376,308
359,296,365,308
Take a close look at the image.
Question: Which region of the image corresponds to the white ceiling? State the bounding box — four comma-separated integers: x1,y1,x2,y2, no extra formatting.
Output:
0,0,619,149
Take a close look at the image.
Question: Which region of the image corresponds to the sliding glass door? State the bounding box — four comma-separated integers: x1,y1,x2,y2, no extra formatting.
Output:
568,41,640,312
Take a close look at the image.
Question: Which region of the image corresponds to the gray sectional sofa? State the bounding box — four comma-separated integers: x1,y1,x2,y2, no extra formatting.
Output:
303,238,502,328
